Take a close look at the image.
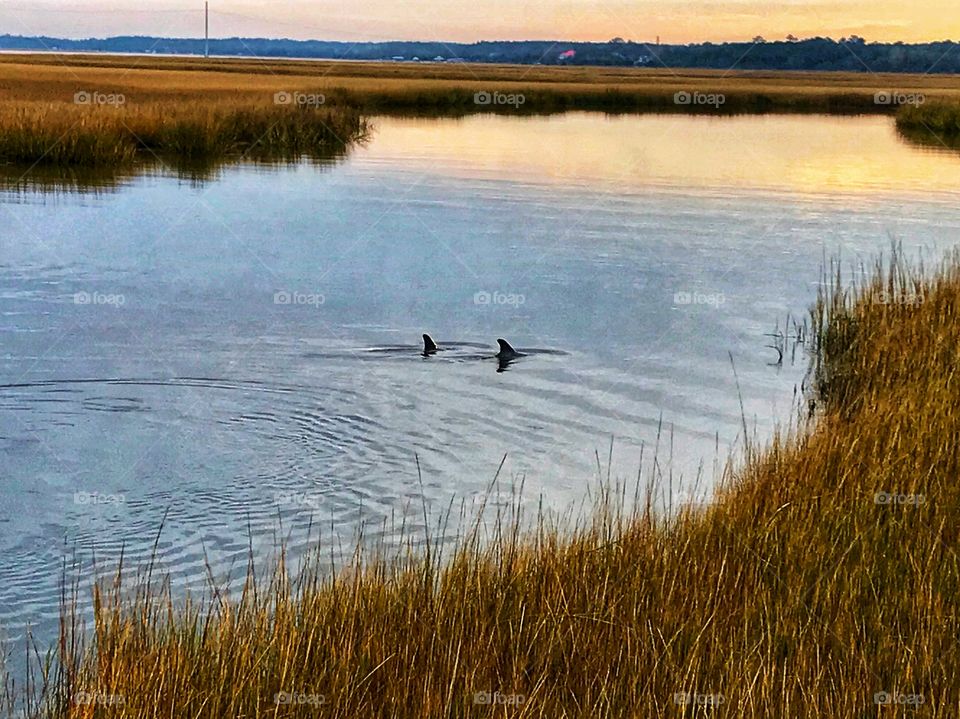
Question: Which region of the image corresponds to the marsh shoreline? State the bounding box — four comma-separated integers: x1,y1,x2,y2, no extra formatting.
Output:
2,53,960,169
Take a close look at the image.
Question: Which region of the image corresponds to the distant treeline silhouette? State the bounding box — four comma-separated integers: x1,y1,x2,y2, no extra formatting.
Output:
2,34,959,72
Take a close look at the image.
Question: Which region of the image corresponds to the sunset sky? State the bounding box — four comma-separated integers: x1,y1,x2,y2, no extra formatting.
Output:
2,0,957,44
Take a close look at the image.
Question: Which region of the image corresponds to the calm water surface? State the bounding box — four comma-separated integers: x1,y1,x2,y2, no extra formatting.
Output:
1,113,959,646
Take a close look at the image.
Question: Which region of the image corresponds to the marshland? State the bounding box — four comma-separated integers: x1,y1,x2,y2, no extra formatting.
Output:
2,49,960,718
2,53,960,168
5,249,960,717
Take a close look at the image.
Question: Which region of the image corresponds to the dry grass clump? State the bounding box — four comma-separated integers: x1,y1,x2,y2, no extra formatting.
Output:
0,105,138,166
0,101,366,167
4,248,958,718
896,102,960,153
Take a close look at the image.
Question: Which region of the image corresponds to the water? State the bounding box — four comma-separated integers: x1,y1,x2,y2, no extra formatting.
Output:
1,112,959,649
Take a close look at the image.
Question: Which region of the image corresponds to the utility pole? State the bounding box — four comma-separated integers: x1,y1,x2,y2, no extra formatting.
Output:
204,1,209,57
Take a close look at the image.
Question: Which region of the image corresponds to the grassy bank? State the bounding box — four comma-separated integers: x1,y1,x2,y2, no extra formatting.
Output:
9,248,956,717
896,102,960,135
894,102,960,152
0,55,370,167
0,101,366,168
3,53,960,168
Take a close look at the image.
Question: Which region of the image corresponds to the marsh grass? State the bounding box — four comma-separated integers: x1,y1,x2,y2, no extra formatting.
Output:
5,54,960,170
895,102,960,154
0,101,367,168
2,247,955,717
322,85,874,116
896,102,960,136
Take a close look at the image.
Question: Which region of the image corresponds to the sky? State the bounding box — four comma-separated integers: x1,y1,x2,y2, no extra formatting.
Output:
2,0,958,44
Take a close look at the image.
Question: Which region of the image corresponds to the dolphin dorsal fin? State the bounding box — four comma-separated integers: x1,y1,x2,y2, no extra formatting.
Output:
423,334,438,353
496,338,516,355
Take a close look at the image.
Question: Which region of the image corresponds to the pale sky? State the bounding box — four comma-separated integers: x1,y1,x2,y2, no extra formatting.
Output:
2,0,957,44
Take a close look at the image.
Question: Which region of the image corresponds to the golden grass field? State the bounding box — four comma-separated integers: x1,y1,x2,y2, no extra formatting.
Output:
0,54,374,168
2,247,954,717
2,52,960,167
4,52,960,105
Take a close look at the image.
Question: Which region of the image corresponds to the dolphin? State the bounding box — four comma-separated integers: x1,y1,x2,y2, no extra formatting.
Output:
495,338,525,359
422,333,439,355
494,339,528,371
419,335,537,370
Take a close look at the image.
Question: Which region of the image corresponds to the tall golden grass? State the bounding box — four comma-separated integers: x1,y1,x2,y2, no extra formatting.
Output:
0,100,366,167
3,247,955,717
896,101,960,150
5,52,960,106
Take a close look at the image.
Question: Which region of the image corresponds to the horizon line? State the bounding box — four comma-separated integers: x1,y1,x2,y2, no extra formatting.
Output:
4,32,959,46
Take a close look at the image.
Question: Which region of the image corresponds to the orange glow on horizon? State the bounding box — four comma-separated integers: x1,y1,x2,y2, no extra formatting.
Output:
2,0,958,44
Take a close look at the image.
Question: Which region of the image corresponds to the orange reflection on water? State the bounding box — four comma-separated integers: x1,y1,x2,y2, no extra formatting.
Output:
361,113,960,198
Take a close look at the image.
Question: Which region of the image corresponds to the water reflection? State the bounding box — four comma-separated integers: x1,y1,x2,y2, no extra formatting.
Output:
896,125,960,155
0,142,357,195
3,113,959,196
359,113,960,197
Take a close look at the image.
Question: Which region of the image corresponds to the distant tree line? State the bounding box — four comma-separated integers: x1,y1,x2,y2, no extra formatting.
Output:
2,34,959,73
